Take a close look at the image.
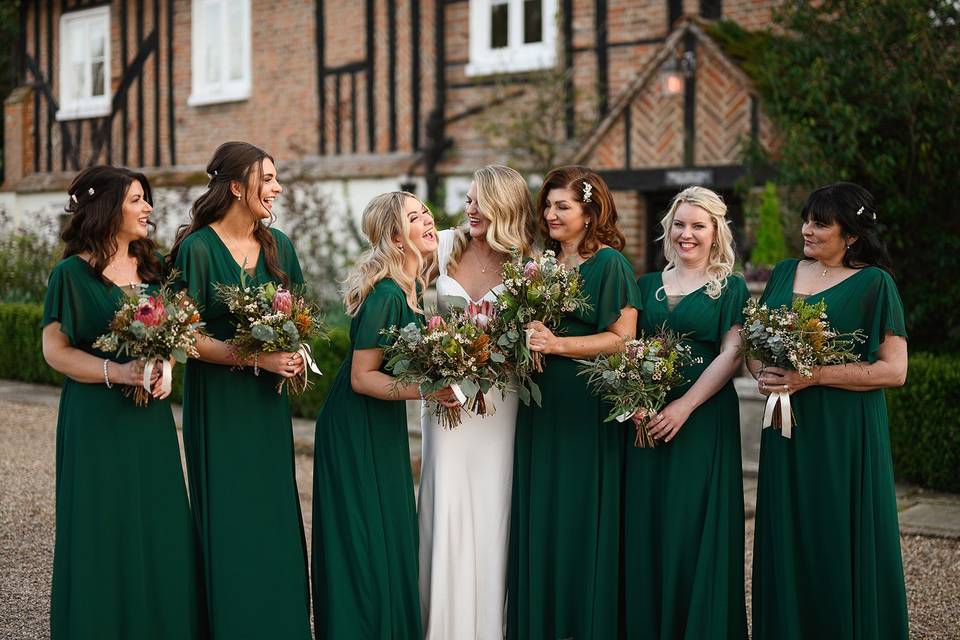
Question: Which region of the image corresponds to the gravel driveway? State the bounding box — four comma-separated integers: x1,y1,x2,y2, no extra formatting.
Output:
2,399,958,639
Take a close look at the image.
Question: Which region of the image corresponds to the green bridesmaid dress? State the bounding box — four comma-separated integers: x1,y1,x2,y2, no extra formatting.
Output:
624,273,749,639
174,226,311,639
312,278,424,639
752,259,909,639
508,247,643,640
43,256,204,640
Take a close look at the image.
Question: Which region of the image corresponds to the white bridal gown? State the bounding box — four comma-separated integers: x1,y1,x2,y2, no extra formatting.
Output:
418,229,519,640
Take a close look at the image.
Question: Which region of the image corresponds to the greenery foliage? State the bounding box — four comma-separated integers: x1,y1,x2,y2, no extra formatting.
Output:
711,0,960,350
0,212,62,303
887,352,960,493
748,182,789,269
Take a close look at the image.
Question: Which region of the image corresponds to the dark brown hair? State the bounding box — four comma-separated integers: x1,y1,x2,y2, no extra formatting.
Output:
61,165,163,284
167,141,288,285
535,165,625,257
801,182,893,274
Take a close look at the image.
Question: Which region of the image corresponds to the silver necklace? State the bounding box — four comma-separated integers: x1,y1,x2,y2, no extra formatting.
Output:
471,244,495,274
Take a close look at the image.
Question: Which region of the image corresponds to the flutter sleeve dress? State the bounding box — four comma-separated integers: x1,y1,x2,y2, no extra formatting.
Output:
751,259,909,640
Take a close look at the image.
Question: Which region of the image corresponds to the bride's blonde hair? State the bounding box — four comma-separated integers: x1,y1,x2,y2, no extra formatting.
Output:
658,186,736,299
447,165,536,273
343,191,433,315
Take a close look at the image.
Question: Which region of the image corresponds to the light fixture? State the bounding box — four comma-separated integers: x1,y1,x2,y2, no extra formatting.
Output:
660,50,696,97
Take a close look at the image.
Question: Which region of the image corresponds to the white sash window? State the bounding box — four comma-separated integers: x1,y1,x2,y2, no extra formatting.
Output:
57,6,111,121
189,0,251,106
467,0,557,76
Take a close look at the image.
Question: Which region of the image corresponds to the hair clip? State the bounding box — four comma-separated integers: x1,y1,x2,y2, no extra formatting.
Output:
70,193,78,203
213,170,218,176
582,181,593,203
855,205,878,221
87,187,95,196
856,206,864,216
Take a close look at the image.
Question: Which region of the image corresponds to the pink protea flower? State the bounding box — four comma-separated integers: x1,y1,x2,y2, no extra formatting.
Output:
523,261,540,279
467,300,494,328
272,287,293,315
134,296,167,327
427,315,445,332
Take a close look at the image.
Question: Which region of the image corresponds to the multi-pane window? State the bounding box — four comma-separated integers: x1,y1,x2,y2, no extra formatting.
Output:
189,0,251,106
468,0,556,76
57,6,110,120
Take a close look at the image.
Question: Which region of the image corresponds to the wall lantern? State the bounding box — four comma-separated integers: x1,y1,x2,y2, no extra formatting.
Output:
660,50,696,97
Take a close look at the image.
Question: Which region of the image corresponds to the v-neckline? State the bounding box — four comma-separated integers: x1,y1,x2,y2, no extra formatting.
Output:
206,225,262,274
789,259,868,300
73,255,146,293
656,272,703,314
438,273,502,305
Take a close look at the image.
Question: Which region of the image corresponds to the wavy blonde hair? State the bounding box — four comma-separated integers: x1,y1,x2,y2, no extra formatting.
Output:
447,165,537,274
659,186,736,299
343,191,432,315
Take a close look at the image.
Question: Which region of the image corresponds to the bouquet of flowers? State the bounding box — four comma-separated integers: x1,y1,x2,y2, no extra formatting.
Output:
740,297,866,437
214,274,327,395
491,250,590,405
576,330,699,447
93,275,205,406
382,301,510,429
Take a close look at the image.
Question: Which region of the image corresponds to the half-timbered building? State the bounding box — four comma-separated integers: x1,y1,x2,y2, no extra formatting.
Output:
3,0,779,271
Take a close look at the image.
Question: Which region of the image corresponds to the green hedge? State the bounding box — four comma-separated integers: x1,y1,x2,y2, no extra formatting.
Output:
0,302,350,419
887,352,960,493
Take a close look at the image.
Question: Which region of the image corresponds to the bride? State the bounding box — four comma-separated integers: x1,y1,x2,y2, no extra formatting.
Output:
419,165,536,639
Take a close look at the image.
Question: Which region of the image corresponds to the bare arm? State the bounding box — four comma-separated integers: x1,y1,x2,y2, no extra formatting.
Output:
350,347,422,401
645,325,744,442
755,333,907,395
42,323,166,395
527,306,638,359
194,334,305,378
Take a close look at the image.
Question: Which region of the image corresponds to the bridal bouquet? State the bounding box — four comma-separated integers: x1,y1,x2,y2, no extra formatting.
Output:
93,275,205,406
214,275,327,395
382,301,509,429
740,297,866,438
491,251,590,405
576,330,698,447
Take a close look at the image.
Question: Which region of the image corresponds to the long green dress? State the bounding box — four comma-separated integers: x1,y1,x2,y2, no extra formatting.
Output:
312,278,423,639
43,256,204,640
174,226,311,639
508,247,643,640
624,273,749,639
752,259,909,639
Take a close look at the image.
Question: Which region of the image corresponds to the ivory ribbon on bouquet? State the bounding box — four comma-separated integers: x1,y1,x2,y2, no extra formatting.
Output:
142,359,173,396
615,411,634,423
524,327,535,349
298,343,323,382
762,391,793,439
448,383,468,407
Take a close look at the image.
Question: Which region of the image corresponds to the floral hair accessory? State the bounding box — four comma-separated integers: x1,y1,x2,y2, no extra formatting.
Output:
855,206,877,221
70,193,78,203
87,187,95,196
582,181,593,203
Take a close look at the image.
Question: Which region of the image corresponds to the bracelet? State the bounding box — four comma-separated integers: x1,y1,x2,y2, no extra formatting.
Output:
103,359,113,388
253,353,260,376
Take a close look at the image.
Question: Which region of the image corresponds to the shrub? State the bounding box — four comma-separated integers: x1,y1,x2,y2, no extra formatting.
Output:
0,211,62,303
887,352,960,493
748,182,789,269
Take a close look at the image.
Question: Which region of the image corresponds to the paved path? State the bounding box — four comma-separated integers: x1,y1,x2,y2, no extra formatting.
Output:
2,382,960,638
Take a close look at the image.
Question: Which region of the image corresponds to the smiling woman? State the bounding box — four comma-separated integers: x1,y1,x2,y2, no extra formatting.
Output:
167,141,313,639
41,166,204,640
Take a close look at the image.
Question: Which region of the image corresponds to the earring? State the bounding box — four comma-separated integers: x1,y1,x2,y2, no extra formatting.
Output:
397,244,404,252
236,194,241,201
712,242,718,247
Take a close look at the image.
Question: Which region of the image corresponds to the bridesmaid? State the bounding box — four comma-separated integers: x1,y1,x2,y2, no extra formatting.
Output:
508,166,642,639
418,165,536,640
624,186,748,639
41,166,204,639
312,191,450,639
750,182,909,639
168,142,311,639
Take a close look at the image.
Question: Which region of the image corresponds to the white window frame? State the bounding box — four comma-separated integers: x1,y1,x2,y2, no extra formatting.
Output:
57,6,111,121
188,0,252,107
466,0,557,77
